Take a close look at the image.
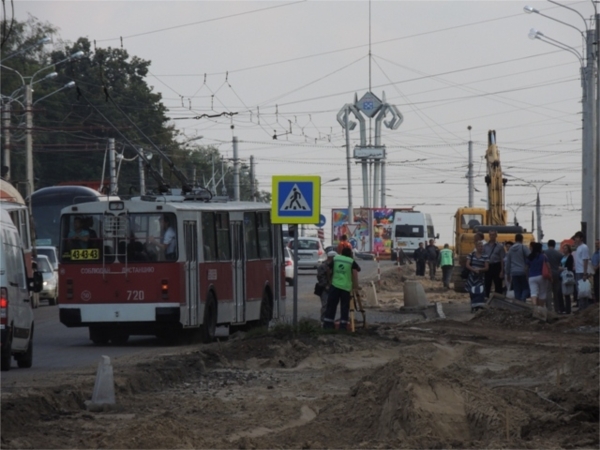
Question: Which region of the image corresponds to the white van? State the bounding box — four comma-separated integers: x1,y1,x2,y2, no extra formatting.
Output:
0,209,41,371
393,210,432,254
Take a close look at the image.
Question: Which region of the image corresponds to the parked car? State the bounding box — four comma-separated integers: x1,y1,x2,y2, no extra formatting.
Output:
35,255,58,306
287,237,326,269
36,246,59,271
284,247,295,286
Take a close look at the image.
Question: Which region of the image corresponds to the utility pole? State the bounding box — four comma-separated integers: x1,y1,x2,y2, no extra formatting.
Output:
536,192,543,242
2,102,10,181
232,136,240,201
138,148,146,195
595,11,600,247
25,85,34,198
344,109,353,216
249,155,256,201
581,29,596,245
109,138,117,195
467,126,473,208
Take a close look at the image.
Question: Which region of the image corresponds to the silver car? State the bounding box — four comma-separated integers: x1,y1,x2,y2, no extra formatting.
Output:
284,247,295,286
35,255,58,306
288,237,326,269
36,246,59,271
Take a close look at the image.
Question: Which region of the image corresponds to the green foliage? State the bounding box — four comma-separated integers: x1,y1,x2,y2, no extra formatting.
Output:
1,17,268,200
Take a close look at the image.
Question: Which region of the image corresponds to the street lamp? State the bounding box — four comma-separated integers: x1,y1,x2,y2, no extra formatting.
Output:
1,68,59,181
506,174,564,242
524,5,586,36
22,50,85,197
0,36,51,63
507,200,535,227
528,28,583,62
526,2,598,248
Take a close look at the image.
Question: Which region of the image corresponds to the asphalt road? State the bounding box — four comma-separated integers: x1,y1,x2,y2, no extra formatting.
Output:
1,260,407,379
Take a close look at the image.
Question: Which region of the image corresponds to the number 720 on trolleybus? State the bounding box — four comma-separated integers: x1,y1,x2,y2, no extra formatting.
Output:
58,198,286,344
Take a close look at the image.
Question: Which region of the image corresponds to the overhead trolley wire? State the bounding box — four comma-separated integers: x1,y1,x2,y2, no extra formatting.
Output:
96,1,307,42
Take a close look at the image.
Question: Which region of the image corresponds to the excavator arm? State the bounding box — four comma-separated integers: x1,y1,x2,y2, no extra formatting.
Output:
484,130,507,226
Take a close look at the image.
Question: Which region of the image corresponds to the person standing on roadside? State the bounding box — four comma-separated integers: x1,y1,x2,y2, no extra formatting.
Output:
591,239,599,304
474,232,487,248
506,233,530,302
483,230,505,298
544,240,564,312
572,231,591,311
413,242,427,277
336,234,352,255
316,251,336,325
526,242,550,310
558,244,575,314
503,241,513,294
425,239,440,281
439,244,454,289
323,247,361,331
466,240,489,312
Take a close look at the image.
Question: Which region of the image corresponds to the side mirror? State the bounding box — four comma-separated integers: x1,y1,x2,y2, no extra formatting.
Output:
29,271,43,293
436,233,440,239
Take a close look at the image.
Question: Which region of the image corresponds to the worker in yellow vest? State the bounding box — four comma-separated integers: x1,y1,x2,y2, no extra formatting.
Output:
322,247,361,331
439,243,454,289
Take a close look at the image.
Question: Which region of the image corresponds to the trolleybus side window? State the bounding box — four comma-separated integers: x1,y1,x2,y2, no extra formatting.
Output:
257,211,272,259
244,212,259,260
202,212,217,261
215,212,231,261
142,213,177,262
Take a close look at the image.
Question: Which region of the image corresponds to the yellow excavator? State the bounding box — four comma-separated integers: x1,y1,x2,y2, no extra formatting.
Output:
452,130,535,292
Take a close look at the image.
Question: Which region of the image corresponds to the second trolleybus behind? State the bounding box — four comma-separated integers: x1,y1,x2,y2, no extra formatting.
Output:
58,197,286,344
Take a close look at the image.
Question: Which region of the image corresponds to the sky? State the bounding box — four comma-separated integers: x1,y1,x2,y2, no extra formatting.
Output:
11,0,594,245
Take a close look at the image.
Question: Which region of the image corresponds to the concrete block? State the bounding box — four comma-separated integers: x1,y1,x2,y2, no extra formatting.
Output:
90,355,115,406
402,281,429,310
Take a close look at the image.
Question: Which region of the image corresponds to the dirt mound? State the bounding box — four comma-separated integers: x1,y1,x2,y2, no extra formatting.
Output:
469,308,548,331
554,303,600,330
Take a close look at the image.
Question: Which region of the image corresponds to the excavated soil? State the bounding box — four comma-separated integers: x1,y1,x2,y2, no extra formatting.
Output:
1,263,599,449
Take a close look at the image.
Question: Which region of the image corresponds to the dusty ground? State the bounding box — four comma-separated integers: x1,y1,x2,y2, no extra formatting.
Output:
1,264,599,449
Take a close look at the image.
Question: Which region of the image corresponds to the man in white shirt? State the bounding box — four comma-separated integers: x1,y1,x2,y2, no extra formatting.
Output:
573,231,590,310
150,215,177,261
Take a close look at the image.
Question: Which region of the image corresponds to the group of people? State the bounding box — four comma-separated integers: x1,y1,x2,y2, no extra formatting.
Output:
315,235,361,330
413,239,441,280
466,230,599,314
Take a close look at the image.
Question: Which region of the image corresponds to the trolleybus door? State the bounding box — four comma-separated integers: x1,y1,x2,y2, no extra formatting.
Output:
231,221,246,323
184,221,199,326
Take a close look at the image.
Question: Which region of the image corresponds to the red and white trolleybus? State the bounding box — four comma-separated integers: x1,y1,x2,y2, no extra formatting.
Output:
58,197,286,344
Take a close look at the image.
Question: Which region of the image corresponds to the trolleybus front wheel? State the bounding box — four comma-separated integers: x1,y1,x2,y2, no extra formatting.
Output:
89,326,110,345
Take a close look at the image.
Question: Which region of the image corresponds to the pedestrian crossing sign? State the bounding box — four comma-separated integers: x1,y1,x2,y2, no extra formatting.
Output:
271,175,321,224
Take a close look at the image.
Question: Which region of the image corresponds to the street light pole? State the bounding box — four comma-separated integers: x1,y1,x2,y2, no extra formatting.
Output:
526,2,599,247
14,50,84,197
25,85,34,198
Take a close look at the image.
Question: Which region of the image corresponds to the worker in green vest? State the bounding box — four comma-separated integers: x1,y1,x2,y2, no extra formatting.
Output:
439,243,454,289
323,247,361,331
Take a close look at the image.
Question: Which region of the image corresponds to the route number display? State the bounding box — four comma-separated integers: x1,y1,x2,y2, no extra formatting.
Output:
70,249,100,261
